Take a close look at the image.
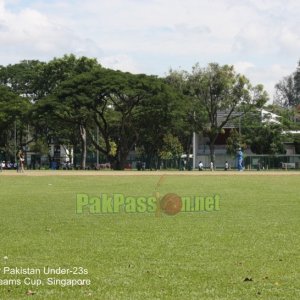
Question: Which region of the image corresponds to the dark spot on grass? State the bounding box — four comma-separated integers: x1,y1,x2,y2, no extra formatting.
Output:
243,277,253,282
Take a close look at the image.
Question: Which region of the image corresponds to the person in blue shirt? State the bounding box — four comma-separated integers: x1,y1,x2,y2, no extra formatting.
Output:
237,148,243,171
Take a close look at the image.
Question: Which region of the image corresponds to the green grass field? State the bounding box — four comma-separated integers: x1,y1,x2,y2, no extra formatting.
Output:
0,172,299,299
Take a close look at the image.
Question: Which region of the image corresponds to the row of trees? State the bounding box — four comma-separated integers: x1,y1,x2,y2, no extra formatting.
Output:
0,54,298,169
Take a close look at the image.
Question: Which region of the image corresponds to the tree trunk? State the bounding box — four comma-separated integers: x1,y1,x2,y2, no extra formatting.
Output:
79,125,87,170
115,149,128,170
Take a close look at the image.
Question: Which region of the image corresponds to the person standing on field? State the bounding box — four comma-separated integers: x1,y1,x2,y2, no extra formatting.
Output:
225,161,229,171
198,161,204,171
237,148,243,171
17,150,25,173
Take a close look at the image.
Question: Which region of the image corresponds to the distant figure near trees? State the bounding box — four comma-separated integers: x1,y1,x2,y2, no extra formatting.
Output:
225,161,229,171
198,161,204,171
237,148,243,171
17,150,25,173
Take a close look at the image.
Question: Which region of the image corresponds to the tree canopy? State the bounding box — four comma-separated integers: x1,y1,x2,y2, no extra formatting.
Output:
274,60,300,108
0,54,291,169
179,63,268,162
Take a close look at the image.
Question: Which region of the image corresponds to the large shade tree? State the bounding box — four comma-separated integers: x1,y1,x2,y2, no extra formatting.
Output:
274,59,300,108
187,63,268,163
134,72,185,169
0,55,100,168
54,67,179,169
0,85,30,160
241,113,286,154
30,54,100,169
274,75,299,108
165,69,206,169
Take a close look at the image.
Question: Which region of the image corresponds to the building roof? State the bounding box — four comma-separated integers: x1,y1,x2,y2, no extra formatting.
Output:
216,111,242,128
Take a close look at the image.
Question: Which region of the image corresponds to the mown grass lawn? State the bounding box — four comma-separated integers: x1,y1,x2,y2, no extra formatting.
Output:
0,173,299,299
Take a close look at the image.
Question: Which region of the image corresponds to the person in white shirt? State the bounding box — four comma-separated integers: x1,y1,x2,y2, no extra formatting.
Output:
225,161,229,171
198,161,204,171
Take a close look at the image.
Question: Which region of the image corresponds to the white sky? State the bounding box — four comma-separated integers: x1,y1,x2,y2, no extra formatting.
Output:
1,0,300,100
